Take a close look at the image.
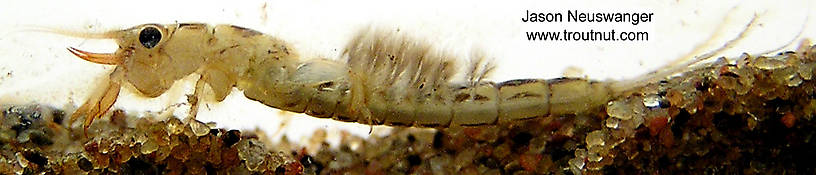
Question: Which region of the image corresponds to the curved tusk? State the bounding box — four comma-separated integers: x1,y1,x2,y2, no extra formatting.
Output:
67,47,121,65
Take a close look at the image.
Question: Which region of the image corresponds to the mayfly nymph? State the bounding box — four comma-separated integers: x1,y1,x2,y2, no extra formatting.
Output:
60,18,762,130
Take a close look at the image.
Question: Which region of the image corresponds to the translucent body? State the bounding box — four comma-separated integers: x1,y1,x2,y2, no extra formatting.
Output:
63,20,761,129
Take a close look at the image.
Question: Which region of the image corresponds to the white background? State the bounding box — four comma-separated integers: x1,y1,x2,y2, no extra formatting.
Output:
0,0,813,146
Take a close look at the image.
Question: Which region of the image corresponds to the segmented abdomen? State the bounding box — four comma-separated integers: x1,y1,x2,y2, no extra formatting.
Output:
245,27,614,128
294,74,611,127
284,27,612,127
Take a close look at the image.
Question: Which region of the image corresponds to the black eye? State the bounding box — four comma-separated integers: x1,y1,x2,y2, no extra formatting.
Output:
138,26,162,49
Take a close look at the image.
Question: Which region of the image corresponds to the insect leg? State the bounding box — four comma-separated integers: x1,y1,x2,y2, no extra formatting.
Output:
188,74,207,119
70,78,121,132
